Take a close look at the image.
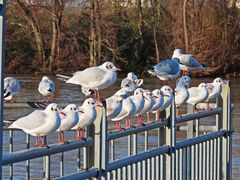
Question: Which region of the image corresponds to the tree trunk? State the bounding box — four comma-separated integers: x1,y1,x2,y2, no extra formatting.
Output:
16,0,46,71
183,0,189,53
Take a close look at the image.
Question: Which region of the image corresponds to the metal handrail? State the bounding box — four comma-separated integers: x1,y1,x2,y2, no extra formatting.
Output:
176,107,222,124
107,145,170,171
108,119,169,140
54,168,98,180
2,137,93,165
175,130,226,149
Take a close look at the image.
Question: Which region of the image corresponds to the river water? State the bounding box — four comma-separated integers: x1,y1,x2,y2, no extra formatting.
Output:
2,75,240,179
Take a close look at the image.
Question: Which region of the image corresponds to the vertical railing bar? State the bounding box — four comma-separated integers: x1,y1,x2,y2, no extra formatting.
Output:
156,156,159,180
77,148,81,171
110,140,114,162
142,160,146,180
133,133,137,180
137,162,141,180
160,154,164,180
117,168,121,180
127,165,131,180
26,133,30,180
83,146,87,170
122,167,126,180
187,145,192,180
176,149,179,180
199,143,202,180
191,145,195,180
203,138,206,179
147,158,151,180
44,156,50,180
207,140,210,180
196,143,199,180
151,157,155,180
60,152,64,177
145,131,148,151
112,170,117,180
179,149,182,180
9,129,13,180
128,135,132,156
107,172,111,180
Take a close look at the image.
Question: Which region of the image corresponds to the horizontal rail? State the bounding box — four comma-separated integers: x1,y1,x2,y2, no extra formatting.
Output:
176,108,222,124
107,145,170,171
108,119,169,140
2,138,93,165
54,168,98,180
175,130,226,149
177,125,216,132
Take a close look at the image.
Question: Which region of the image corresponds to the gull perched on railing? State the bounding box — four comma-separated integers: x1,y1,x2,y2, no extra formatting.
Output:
56,104,79,143
72,98,101,140
121,72,143,93
66,61,121,100
106,88,128,120
175,76,191,114
206,77,224,109
4,77,20,102
187,83,209,112
150,89,164,113
148,58,181,84
172,49,206,75
38,76,55,103
8,103,63,147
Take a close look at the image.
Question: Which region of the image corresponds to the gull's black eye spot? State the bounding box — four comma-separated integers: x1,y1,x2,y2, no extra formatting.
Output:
51,107,54,111
74,108,76,110
70,108,72,110
92,102,94,105
88,101,90,104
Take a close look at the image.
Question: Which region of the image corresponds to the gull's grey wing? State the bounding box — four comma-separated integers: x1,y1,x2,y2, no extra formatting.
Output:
153,59,180,75
10,110,47,130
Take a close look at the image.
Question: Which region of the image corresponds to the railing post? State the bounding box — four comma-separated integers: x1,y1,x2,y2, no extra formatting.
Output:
217,81,232,180
165,96,176,180
88,100,108,180
0,0,6,179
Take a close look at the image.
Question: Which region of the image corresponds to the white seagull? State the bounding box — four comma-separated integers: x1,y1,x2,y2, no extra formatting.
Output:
112,97,136,130
66,61,121,99
56,104,79,143
206,77,223,109
172,49,206,75
38,76,55,102
148,58,181,83
136,90,155,125
158,86,174,120
72,98,101,139
106,89,128,120
187,83,209,111
121,72,143,93
9,103,62,147
4,77,20,102
175,76,191,108
151,89,164,113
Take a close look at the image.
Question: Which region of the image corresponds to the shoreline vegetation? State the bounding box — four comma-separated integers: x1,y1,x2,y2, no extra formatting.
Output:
5,0,240,77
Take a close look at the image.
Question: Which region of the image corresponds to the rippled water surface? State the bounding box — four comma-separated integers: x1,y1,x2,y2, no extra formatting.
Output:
2,75,240,179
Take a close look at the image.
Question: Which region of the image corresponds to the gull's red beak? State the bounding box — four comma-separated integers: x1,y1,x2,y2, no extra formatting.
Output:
153,95,158,99
96,104,103,107
59,112,66,116
114,67,122,72
79,110,84,113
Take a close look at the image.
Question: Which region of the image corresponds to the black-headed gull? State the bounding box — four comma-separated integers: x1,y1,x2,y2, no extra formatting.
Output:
175,76,191,109
57,104,79,143
172,49,206,75
206,77,223,109
121,72,143,93
187,83,209,111
106,89,128,120
9,103,63,147
148,58,181,83
66,62,121,99
38,76,55,102
4,77,20,102
151,89,164,113
112,97,136,130
136,90,155,125
72,98,101,139
159,86,174,120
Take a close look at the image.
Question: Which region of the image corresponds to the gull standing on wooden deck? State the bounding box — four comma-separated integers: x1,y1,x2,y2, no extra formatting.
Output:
4,77,20,102
56,104,79,143
148,58,181,83
66,62,121,99
38,76,55,102
9,103,62,147
172,49,206,75
72,98,101,139
187,83,209,111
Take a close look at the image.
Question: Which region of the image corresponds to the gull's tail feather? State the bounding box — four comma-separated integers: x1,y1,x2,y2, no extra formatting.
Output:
148,69,158,76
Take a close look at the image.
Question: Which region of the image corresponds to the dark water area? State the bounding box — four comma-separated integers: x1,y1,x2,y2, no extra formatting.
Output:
2,75,240,179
